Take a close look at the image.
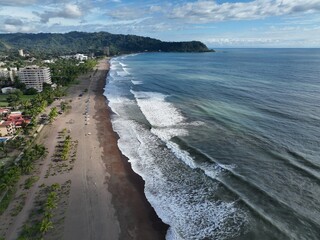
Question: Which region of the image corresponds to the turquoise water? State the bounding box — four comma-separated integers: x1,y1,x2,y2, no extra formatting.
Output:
105,49,320,240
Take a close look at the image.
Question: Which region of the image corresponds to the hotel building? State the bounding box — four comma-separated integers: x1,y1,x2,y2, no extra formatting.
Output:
18,66,52,92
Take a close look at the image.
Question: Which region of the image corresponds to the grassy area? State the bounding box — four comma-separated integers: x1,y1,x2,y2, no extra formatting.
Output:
0,94,36,107
0,101,8,107
0,95,8,103
21,95,36,101
0,94,36,101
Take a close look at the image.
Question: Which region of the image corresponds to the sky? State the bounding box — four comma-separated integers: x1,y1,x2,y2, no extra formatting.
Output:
0,0,320,48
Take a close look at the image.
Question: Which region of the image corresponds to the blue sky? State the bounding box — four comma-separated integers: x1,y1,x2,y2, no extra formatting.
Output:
0,0,320,47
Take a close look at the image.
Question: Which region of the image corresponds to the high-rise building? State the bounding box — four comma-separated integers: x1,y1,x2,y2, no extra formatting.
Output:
18,66,52,92
18,49,24,57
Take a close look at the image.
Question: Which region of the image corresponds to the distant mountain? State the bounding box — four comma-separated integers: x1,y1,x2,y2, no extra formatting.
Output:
0,31,213,56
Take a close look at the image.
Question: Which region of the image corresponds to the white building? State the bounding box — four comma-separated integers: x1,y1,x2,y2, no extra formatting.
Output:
74,54,88,61
18,49,24,57
42,59,55,63
9,67,18,81
1,87,17,94
18,65,52,92
0,68,9,79
0,68,18,82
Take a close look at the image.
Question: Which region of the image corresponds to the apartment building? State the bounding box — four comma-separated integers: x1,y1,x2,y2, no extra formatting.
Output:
18,65,52,92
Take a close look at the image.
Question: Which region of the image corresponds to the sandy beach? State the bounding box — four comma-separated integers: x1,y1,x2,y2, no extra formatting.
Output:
93,60,168,239
61,58,168,239
1,58,167,240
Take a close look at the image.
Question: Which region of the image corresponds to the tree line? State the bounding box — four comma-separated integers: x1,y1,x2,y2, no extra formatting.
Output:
0,32,213,57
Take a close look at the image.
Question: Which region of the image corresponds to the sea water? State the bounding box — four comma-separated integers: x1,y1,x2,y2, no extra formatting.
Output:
105,49,320,240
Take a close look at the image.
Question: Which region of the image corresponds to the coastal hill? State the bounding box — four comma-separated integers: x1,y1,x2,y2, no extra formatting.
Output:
0,31,212,56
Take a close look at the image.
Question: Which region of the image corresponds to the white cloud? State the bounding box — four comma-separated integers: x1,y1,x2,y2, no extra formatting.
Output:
64,4,82,18
0,24,35,33
34,3,83,23
169,0,320,23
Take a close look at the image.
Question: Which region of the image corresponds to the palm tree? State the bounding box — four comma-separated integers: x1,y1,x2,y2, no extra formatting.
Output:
20,99,31,110
20,160,33,174
44,211,53,219
0,166,21,192
40,218,53,235
45,192,57,210
51,183,60,191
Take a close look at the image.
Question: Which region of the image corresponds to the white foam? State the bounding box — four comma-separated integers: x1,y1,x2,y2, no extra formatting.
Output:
151,128,188,141
165,141,197,169
116,71,128,77
106,105,248,240
106,58,248,239
132,91,185,128
117,119,248,239
131,80,143,85
119,62,127,67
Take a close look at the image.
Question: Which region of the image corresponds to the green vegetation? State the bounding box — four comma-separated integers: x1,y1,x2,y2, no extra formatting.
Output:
47,58,97,86
24,176,40,189
0,86,64,114
48,107,58,123
0,144,46,214
60,101,70,112
18,183,60,240
0,137,26,166
20,88,65,134
0,187,17,215
0,31,212,57
61,135,71,161
19,145,47,174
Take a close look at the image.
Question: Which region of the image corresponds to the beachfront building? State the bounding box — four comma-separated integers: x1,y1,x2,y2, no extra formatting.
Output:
18,65,52,92
74,54,88,61
5,112,30,128
0,120,15,136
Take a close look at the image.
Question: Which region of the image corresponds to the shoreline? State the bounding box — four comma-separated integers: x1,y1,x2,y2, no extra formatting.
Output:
94,58,169,239
0,57,168,240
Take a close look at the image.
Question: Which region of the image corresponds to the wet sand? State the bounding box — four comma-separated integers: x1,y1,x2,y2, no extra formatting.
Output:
87,58,169,239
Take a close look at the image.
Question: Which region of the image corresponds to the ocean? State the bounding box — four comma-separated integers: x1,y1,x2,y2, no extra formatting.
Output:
105,49,320,240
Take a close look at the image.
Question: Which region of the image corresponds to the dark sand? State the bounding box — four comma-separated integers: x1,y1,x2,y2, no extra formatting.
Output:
93,59,169,240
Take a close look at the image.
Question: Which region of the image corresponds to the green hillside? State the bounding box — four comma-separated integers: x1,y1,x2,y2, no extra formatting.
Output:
0,32,212,56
